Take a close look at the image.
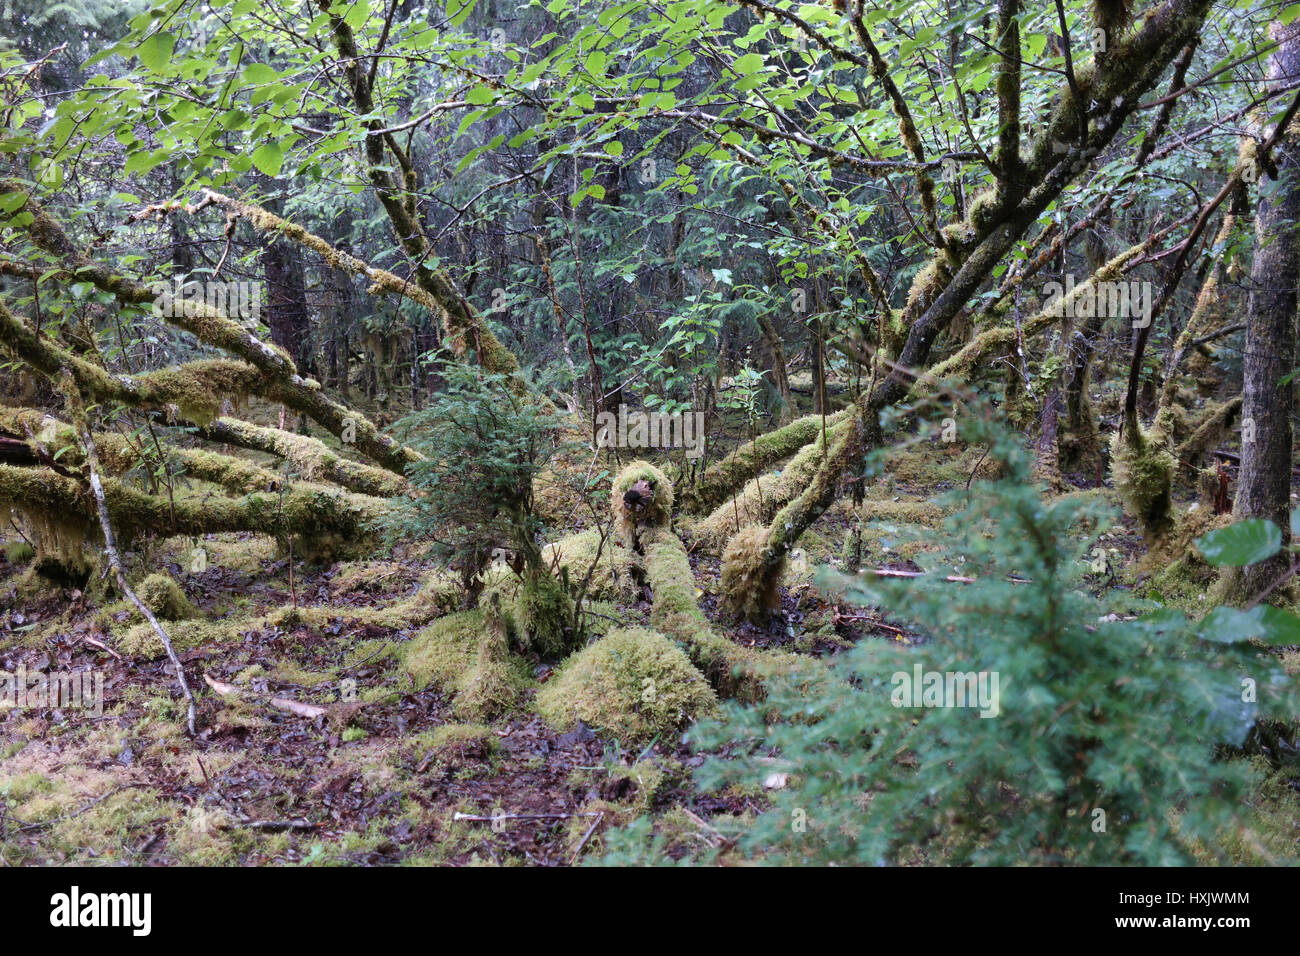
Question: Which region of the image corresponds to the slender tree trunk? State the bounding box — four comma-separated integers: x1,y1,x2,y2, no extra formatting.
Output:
1231,21,1300,594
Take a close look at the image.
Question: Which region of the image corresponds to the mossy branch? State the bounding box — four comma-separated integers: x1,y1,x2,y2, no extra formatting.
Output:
682,410,848,515
196,416,407,498
1,183,420,474
0,406,285,495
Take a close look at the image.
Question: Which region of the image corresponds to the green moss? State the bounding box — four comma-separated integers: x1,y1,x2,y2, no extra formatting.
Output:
612,460,673,543
204,416,408,498
692,419,847,551
641,525,767,700
114,609,282,658
720,524,783,623
4,541,34,564
135,572,198,620
606,759,669,813
135,359,260,425
684,412,844,514
428,723,497,756
402,608,528,719
543,530,638,602
1110,423,1176,539
536,627,718,745
457,612,524,721
512,569,577,658
402,610,483,691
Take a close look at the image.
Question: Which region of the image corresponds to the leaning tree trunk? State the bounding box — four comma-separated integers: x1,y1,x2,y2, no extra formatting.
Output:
1227,21,1300,596
715,0,1217,621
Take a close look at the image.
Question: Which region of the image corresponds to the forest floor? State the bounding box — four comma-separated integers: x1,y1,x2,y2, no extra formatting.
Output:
0,434,1175,866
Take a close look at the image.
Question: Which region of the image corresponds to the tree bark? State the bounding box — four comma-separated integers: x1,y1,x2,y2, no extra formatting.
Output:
1231,21,1300,593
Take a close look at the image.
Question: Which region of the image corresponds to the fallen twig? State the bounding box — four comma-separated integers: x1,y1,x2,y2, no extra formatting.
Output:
203,673,328,719
568,812,605,865
453,811,603,823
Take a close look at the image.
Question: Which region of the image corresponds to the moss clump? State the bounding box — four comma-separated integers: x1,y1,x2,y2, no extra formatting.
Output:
611,460,673,544
429,722,496,752
458,601,524,720
403,610,485,692
425,723,497,762
512,569,576,658
117,616,238,659
329,560,421,597
4,541,34,564
1110,423,1176,540
719,524,783,623
536,627,717,745
135,572,198,620
402,608,528,719
543,530,638,602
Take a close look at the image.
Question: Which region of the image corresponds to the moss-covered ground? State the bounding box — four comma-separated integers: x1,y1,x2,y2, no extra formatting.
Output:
2,410,1297,866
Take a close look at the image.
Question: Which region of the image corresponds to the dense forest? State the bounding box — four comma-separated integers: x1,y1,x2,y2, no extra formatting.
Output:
0,0,1299,872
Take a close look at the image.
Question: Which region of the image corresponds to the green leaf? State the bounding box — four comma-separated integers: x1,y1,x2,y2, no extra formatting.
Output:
242,63,278,85
138,32,175,73
466,85,496,105
251,142,285,177
1194,518,1282,567
446,0,477,27
1199,604,1300,645
733,52,764,75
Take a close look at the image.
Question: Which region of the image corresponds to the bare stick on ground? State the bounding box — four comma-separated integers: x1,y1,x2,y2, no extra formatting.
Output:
64,376,198,735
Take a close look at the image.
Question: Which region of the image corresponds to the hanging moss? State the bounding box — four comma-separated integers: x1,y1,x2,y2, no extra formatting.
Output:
535,626,717,746
1110,422,1176,540
719,524,784,623
134,360,258,425
1176,397,1243,469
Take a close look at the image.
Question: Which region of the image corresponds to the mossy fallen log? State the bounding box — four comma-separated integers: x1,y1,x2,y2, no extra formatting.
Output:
0,464,384,557
690,415,851,551
681,410,847,515
640,524,767,701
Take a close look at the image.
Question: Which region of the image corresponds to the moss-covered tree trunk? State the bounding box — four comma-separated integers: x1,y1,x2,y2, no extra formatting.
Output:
1229,21,1300,595
713,0,1217,620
